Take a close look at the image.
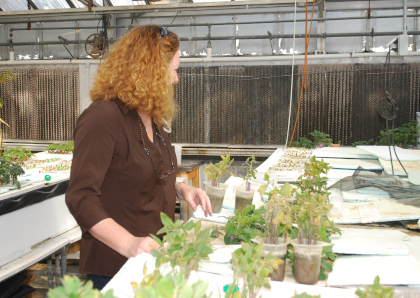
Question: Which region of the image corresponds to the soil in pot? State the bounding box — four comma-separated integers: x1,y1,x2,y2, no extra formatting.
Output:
294,251,321,285
235,196,253,211
209,195,224,213
270,259,286,281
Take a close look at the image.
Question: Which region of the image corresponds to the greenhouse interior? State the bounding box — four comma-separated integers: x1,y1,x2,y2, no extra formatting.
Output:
0,0,420,297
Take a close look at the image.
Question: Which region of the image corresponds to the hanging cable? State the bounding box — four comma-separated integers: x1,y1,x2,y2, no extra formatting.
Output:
284,0,298,148
288,0,317,147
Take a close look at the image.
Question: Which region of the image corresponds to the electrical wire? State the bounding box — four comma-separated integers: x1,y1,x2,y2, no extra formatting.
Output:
288,0,317,147
284,0,298,148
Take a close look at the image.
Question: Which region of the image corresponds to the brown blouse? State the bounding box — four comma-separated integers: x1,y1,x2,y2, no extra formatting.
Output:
65,98,177,277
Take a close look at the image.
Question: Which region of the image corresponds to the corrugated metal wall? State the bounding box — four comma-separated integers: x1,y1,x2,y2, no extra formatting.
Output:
0,63,418,145
0,66,79,140
171,63,420,145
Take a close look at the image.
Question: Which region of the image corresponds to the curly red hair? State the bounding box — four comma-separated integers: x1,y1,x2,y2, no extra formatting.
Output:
90,25,179,126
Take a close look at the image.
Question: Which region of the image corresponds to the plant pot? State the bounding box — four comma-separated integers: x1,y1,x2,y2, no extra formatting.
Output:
291,239,330,285
234,186,254,211
330,144,341,147
204,182,228,213
260,238,289,282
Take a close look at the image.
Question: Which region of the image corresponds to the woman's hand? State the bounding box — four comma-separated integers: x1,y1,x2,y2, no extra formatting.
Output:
177,183,213,217
123,236,159,258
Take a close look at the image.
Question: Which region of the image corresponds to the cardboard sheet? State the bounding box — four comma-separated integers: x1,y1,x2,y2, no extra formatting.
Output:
329,198,420,224
327,255,420,286
330,228,409,256
357,146,420,161
316,158,383,170
313,147,377,159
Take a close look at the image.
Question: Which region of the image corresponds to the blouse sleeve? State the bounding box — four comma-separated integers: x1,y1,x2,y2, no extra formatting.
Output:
65,101,117,235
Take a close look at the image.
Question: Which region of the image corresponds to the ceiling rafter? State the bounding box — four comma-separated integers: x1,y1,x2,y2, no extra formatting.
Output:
27,0,38,10
65,0,76,8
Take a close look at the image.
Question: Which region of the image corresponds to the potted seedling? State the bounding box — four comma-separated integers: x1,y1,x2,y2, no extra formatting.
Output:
0,157,25,189
203,154,235,213
2,146,33,162
150,213,213,278
291,191,332,285
132,265,209,298
221,205,265,245
257,184,294,281
235,155,259,211
228,243,281,298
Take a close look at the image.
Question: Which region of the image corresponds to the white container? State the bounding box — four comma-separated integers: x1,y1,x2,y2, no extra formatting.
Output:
173,145,182,166
328,195,343,216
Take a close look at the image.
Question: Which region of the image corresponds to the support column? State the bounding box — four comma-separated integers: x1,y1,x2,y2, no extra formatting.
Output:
316,0,326,55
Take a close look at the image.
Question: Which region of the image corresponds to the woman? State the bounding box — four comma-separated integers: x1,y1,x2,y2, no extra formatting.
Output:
65,25,212,290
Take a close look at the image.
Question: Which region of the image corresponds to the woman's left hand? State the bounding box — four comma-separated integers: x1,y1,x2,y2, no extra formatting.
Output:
177,183,213,217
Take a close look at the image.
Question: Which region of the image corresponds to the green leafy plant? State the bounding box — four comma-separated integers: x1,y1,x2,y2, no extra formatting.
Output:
47,275,117,298
297,156,332,197
356,275,394,298
228,243,282,298
46,140,75,154
377,120,419,148
132,266,209,298
289,137,314,149
291,156,340,280
262,183,294,244
0,157,25,189
203,154,235,187
352,139,374,147
241,154,259,191
150,213,213,277
221,205,265,245
292,191,332,245
2,146,33,161
309,130,332,147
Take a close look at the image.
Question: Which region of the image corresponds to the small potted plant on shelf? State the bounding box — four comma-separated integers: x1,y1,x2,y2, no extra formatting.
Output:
0,157,25,189
235,155,259,211
150,213,213,278
2,146,33,162
291,190,332,285
256,183,294,281
203,154,235,213
228,242,281,298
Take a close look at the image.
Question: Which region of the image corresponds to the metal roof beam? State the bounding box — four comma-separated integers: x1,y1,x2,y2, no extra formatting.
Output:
65,0,76,8
28,0,38,10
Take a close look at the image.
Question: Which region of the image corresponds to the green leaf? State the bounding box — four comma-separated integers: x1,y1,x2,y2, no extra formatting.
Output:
320,259,333,272
191,281,209,298
183,248,197,261
194,220,202,235
199,246,213,257
160,212,175,228
184,220,195,231
150,234,163,246
178,284,193,298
